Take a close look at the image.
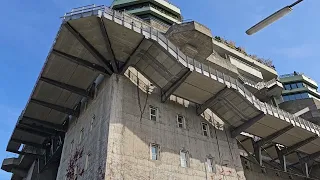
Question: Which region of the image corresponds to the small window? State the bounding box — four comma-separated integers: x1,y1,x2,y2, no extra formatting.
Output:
177,115,185,128
283,95,289,102
284,84,291,90
150,106,158,121
202,123,209,137
180,150,189,168
297,83,304,88
150,144,160,160
290,83,298,89
206,157,215,173
85,154,90,170
295,93,302,100
90,115,95,132
79,128,84,144
70,140,74,154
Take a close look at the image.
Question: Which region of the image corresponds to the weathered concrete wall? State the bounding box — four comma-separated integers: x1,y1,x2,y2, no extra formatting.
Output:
104,74,245,180
56,75,115,180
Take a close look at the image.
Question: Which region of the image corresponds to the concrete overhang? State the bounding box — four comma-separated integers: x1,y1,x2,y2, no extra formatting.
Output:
3,5,320,173
211,38,278,81
126,6,180,24
165,21,213,62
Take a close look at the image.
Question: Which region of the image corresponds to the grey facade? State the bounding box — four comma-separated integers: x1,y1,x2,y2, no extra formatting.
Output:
2,1,320,180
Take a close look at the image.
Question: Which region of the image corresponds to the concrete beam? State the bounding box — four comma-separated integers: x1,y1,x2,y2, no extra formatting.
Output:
22,116,66,132
11,168,28,178
11,138,43,149
52,49,111,76
30,99,79,117
231,112,265,138
196,87,228,115
19,122,57,135
120,38,145,74
281,135,319,156
98,17,118,73
16,125,52,137
7,149,41,157
64,22,113,74
161,69,191,102
40,77,93,99
256,125,294,147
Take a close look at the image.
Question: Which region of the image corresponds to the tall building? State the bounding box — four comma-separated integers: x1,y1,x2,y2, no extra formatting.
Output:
2,1,320,180
279,72,320,125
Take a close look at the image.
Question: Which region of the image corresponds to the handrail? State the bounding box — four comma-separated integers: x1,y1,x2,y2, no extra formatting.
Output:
64,5,320,136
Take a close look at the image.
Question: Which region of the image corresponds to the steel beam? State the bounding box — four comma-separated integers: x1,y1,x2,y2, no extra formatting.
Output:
52,49,111,76
255,125,294,147
231,112,265,138
98,17,118,73
276,145,287,172
196,87,228,115
253,143,263,166
120,38,145,74
11,138,43,149
290,151,320,167
30,99,79,117
16,125,52,137
161,69,191,102
64,22,113,74
22,116,66,132
280,135,318,156
40,77,93,99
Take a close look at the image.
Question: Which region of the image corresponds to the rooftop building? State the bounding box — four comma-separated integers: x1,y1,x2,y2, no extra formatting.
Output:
2,2,320,180
279,72,320,126
111,0,182,31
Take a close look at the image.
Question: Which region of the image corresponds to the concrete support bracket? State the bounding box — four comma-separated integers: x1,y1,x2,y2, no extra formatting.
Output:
280,135,318,156
30,99,79,117
256,125,294,147
52,49,111,76
196,87,228,115
64,22,113,75
231,112,265,138
161,69,191,102
40,77,94,99
97,17,118,73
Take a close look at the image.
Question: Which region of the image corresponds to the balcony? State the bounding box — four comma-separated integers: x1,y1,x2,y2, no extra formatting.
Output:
228,55,263,82
212,38,278,81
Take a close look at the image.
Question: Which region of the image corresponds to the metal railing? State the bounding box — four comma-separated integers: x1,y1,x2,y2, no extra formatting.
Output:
64,5,320,135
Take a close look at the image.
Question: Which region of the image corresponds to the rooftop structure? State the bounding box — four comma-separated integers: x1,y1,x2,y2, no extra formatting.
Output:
280,72,320,102
2,3,320,180
279,72,320,126
111,0,182,31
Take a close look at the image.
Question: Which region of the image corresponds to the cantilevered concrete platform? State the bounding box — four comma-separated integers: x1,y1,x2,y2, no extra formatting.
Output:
3,5,320,176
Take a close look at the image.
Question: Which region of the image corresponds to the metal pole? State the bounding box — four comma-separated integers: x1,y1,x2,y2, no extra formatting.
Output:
289,0,304,8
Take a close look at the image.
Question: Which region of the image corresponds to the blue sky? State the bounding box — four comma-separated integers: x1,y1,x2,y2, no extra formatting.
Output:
0,0,319,178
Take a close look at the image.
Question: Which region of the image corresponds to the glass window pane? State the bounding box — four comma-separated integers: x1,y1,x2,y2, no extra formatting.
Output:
297,83,303,88
289,95,295,101
295,94,302,100
283,95,289,101
180,151,187,167
291,83,298,89
285,84,291,90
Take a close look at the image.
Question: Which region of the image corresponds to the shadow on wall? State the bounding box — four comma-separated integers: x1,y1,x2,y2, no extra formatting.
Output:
103,73,245,180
